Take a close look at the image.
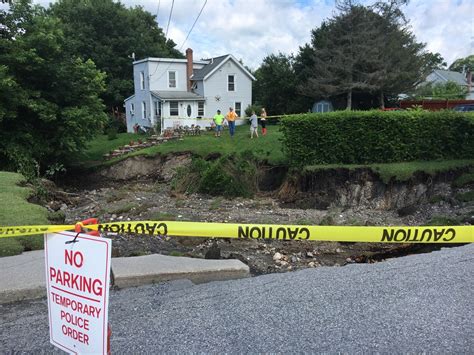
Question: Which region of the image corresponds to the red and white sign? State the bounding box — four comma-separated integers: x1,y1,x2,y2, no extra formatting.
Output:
45,231,111,354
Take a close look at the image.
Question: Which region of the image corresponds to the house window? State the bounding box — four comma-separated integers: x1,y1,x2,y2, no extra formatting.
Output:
168,71,177,88
142,101,147,119
198,101,204,116
154,101,161,118
140,71,145,90
235,102,241,117
228,75,235,91
130,103,135,116
170,102,179,116
187,104,192,117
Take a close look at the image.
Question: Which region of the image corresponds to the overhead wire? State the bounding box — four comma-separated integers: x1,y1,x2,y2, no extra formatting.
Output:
150,0,208,80
165,0,175,39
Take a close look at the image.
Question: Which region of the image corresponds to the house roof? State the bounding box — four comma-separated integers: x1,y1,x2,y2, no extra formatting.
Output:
191,55,228,80
432,70,467,86
124,94,135,102
151,91,204,101
192,54,256,81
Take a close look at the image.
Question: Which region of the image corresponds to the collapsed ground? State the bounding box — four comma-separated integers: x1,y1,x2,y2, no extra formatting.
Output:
57,166,473,275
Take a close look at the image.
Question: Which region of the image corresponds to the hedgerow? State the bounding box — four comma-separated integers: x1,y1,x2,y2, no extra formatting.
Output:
280,110,474,165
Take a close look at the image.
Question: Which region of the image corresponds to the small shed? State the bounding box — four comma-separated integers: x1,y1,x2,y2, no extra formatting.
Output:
312,100,333,113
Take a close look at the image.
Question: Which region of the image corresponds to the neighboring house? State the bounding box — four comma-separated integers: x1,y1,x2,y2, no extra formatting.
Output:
124,48,255,132
425,69,474,99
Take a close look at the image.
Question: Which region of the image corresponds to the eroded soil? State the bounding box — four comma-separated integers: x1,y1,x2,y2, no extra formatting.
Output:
49,179,473,275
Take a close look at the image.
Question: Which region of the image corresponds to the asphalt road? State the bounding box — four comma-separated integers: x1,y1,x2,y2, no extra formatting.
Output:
1,244,473,353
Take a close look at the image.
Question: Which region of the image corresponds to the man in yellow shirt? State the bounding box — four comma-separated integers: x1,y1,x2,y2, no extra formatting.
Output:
225,107,237,137
213,109,224,137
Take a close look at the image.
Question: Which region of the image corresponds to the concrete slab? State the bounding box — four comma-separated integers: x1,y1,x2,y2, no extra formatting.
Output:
0,250,46,304
112,254,250,288
0,251,249,303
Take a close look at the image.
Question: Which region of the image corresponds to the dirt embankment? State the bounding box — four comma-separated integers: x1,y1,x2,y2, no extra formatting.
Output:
277,167,469,212
53,153,472,275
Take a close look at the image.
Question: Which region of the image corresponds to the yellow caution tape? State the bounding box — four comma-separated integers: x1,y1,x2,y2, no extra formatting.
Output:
1,221,473,243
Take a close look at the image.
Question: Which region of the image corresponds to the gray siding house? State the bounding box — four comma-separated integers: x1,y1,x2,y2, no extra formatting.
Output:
124,48,255,132
425,69,474,99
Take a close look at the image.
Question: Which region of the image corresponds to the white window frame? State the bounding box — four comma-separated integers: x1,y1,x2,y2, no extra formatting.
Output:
170,101,179,116
130,103,135,116
234,102,242,117
168,71,177,88
198,101,204,117
228,74,235,92
142,101,146,119
140,71,145,90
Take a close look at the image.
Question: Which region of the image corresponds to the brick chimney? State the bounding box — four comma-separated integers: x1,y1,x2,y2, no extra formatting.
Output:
186,48,193,92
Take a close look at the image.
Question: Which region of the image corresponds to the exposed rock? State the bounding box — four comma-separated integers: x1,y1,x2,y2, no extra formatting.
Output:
273,252,283,261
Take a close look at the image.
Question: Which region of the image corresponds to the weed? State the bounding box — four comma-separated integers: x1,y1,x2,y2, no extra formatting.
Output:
129,250,148,257
425,215,461,226
452,172,474,188
150,212,176,221
175,200,185,208
106,203,138,215
295,218,314,225
428,195,446,204
319,215,336,225
210,197,224,210
48,211,66,223
455,190,474,202
169,251,185,257
346,217,364,226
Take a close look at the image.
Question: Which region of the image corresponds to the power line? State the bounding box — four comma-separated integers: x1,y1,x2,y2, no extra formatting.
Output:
165,0,174,39
156,0,160,20
151,0,208,79
178,0,207,51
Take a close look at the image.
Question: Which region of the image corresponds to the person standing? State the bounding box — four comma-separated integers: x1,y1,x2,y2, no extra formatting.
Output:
249,111,259,139
261,108,267,136
213,109,224,137
225,107,237,137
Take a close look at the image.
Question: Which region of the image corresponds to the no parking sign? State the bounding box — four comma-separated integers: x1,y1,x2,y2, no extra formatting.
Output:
45,231,111,354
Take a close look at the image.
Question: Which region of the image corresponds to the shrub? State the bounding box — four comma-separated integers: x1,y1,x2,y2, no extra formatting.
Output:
172,152,259,198
280,110,474,165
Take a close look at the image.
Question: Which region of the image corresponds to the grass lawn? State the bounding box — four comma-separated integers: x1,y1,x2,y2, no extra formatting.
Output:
0,172,50,257
81,125,285,168
78,132,142,164
79,124,474,183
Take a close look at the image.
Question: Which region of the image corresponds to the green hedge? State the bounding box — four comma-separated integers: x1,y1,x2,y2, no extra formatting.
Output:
280,110,474,165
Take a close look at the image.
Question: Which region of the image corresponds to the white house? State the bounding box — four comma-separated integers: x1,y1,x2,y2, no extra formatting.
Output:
124,48,255,132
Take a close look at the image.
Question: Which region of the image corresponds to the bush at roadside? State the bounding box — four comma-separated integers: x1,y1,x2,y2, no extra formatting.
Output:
280,110,474,165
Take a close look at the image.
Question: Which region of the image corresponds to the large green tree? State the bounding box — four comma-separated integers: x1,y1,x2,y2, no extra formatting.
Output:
253,53,312,115
49,0,183,110
449,54,474,73
0,1,107,173
296,0,440,109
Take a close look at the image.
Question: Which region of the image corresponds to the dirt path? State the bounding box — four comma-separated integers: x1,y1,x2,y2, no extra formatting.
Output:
58,180,470,274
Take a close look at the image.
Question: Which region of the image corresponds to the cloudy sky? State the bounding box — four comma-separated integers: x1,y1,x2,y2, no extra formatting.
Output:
13,0,474,69
123,0,473,70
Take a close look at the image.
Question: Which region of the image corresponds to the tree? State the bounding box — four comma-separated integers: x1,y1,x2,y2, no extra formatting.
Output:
296,0,440,109
449,54,474,73
0,1,107,173
49,0,183,110
253,53,311,115
409,81,467,100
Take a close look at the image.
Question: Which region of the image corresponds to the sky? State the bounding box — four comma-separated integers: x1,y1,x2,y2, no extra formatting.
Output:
125,0,474,70
9,0,474,70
